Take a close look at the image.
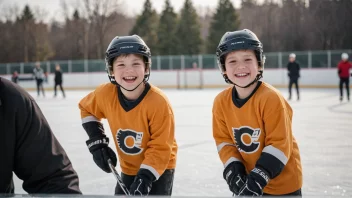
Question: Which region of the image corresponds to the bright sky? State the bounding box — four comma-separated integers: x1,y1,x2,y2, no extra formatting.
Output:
0,0,245,22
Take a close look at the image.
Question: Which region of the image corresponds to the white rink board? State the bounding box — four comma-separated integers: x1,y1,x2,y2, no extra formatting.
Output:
1,68,349,90
12,87,352,197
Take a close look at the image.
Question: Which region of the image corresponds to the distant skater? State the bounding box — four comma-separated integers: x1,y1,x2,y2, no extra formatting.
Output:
54,64,66,98
11,71,19,84
337,53,352,102
287,53,300,101
33,62,45,97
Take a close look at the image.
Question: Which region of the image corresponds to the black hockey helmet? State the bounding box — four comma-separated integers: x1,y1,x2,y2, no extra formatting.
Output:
216,29,265,87
105,35,151,85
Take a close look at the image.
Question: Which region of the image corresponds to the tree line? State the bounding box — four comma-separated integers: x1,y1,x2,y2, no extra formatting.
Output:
0,0,351,63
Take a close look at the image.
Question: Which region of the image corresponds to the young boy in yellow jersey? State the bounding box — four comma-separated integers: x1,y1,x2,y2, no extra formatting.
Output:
79,35,177,196
212,29,302,196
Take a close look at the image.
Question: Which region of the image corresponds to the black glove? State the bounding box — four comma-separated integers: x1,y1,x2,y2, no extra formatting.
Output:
223,161,246,195
86,136,117,173
129,169,155,196
238,167,270,196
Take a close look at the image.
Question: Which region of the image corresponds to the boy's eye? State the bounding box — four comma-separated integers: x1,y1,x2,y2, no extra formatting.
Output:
117,64,125,67
245,59,252,61
133,62,141,66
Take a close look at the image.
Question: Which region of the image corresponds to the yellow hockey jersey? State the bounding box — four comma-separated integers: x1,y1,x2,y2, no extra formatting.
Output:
79,83,177,179
213,81,302,195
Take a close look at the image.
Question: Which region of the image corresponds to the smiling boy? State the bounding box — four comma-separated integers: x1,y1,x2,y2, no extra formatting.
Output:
78,35,177,196
212,29,302,196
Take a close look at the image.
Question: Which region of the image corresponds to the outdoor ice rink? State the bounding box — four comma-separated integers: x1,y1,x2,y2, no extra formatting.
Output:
13,87,352,197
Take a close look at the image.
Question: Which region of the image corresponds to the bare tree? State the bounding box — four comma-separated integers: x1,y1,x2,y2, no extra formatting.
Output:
32,6,49,23
308,0,338,50
82,0,123,58
0,4,20,22
60,0,70,20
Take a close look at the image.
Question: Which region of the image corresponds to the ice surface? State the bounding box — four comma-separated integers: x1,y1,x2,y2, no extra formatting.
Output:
12,87,352,197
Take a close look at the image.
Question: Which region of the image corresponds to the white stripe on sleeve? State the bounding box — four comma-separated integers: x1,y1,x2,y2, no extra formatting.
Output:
140,164,160,180
263,145,288,165
82,116,100,124
224,157,241,169
217,142,237,153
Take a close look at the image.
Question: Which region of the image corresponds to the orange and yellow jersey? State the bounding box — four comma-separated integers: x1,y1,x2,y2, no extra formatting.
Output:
79,83,177,179
212,81,302,195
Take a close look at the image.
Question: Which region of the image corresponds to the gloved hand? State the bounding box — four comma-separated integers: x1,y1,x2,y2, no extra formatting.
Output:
86,136,117,173
238,167,270,196
129,169,155,196
223,161,246,195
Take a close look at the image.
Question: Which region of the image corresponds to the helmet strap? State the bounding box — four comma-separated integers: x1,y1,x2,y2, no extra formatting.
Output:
120,79,145,92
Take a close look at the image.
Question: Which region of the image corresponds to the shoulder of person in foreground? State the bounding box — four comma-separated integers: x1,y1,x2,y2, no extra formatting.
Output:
0,77,81,194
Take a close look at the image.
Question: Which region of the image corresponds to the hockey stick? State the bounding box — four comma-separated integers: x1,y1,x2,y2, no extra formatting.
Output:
107,159,130,196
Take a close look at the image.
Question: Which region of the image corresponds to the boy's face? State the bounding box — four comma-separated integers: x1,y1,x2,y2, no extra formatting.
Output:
225,50,259,87
112,54,146,90
289,57,295,62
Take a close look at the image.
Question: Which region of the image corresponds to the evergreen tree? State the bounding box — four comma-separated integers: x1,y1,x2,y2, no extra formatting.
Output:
206,0,240,53
20,5,34,21
157,0,178,55
175,0,202,55
129,0,159,54
73,9,80,20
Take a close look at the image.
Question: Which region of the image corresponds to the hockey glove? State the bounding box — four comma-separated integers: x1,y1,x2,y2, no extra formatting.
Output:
238,167,270,196
223,161,246,195
129,169,155,196
86,136,117,173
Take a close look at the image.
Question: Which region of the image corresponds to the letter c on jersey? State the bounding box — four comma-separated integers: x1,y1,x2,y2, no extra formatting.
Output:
116,129,144,155
233,126,261,154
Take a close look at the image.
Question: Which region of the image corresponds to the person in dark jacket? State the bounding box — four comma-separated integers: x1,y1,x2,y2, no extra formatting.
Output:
287,53,300,101
54,64,66,98
0,77,81,195
338,53,352,102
